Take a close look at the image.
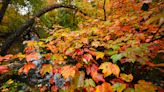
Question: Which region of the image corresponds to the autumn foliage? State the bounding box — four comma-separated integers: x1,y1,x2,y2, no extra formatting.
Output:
0,0,164,92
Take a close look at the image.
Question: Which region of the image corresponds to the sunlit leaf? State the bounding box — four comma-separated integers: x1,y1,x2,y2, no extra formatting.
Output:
99,62,112,77
95,52,105,60
99,62,120,77
95,82,114,92
61,65,76,79
111,64,120,77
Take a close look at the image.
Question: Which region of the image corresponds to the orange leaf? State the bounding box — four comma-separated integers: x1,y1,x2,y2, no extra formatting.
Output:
91,72,105,83
111,64,120,77
51,86,58,92
95,82,114,92
0,66,9,74
61,65,76,79
26,52,41,62
18,62,36,75
89,64,105,83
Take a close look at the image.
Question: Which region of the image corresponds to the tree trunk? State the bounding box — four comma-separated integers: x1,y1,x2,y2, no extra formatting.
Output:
0,0,11,23
0,4,86,56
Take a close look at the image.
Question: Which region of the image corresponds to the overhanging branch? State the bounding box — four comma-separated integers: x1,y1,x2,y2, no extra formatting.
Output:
0,4,87,56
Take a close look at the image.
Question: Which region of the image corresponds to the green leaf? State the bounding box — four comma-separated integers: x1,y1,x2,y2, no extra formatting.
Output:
112,83,126,92
84,79,96,87
108,49,118,55
111,54,124,63
124,88,135,92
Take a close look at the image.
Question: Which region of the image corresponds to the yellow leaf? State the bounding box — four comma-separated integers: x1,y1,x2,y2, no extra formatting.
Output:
6,79,14,85
99,62,112,77
99,62,120,77
96,52,105,60
40,64,52,77
120,73,133,82
15,53,25,60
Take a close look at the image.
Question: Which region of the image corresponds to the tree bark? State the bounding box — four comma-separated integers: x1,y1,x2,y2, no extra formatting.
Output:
0,4,86,56
103,0,106,21
0,0,11,23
